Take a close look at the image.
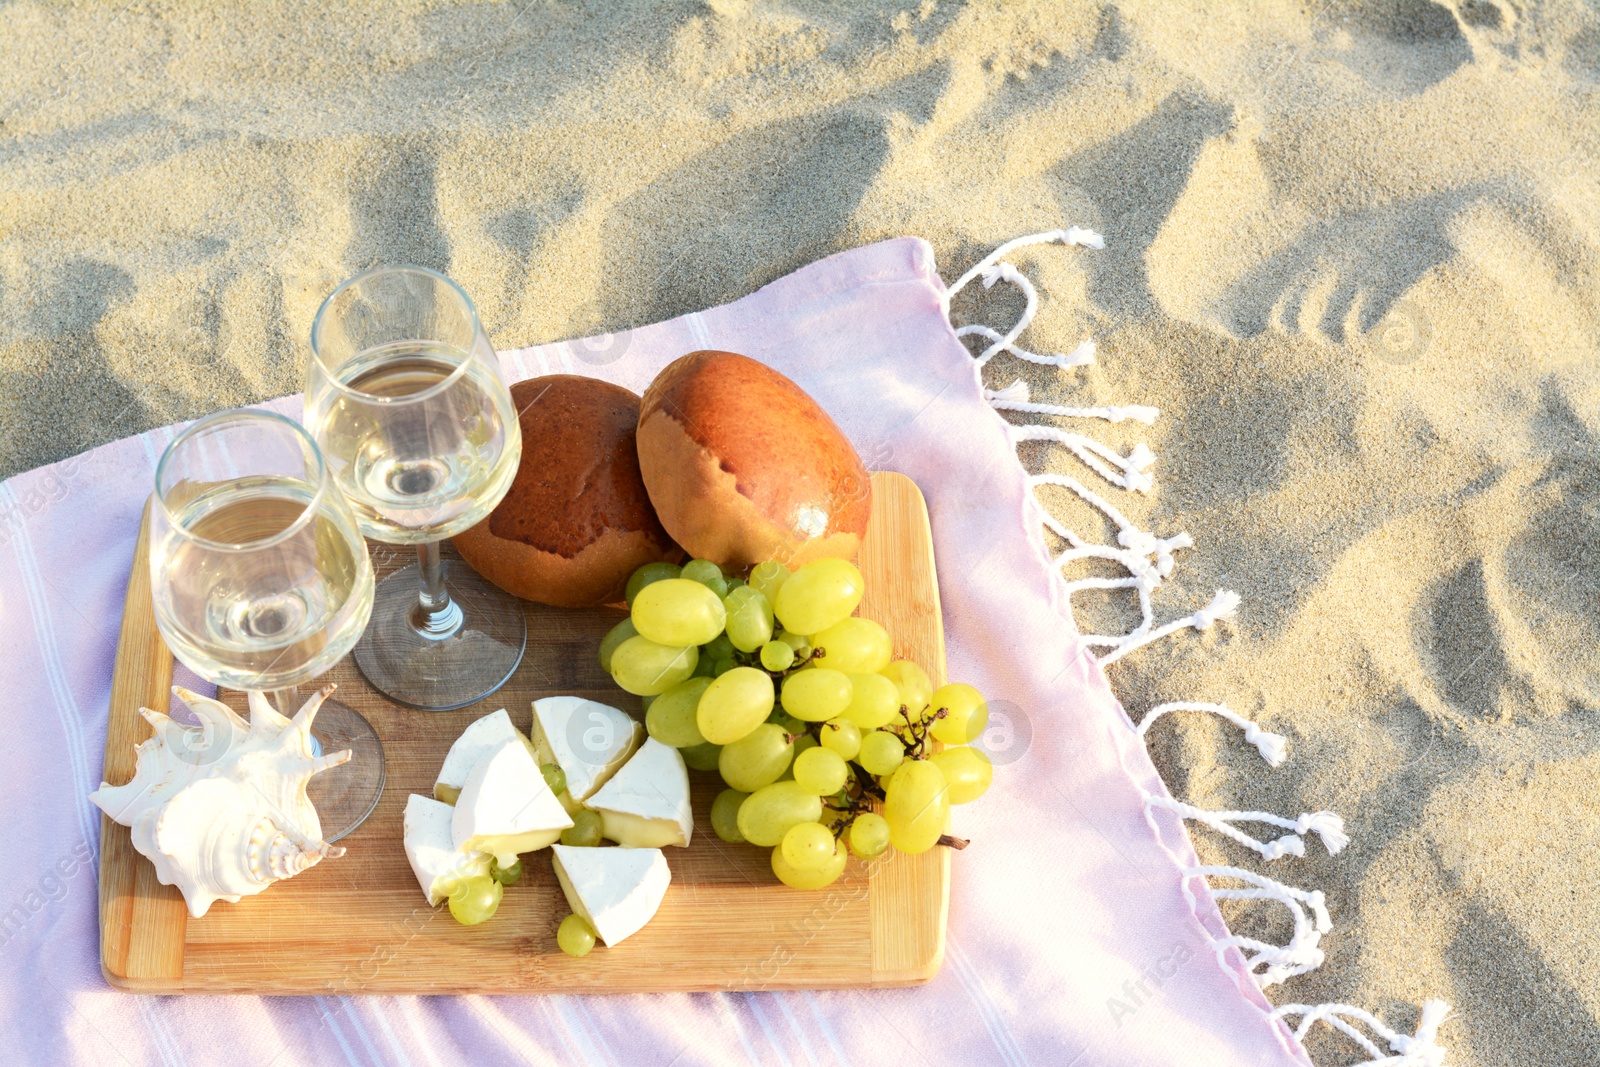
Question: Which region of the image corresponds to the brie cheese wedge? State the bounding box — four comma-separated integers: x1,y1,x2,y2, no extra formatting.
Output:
551,844,670,947
531,696,643,804
586,737,693,848
451,735,573,867
403,794,490,906
434,708,524,805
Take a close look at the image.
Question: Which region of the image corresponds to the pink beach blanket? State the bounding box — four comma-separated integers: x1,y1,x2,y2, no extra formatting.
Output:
0,237,1327,1066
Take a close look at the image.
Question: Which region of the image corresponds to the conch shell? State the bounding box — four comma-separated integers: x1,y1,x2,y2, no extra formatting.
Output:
91,685,350,917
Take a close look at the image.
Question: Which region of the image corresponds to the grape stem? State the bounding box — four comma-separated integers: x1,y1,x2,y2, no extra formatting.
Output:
896,706,947,760
824,757,886,839
937,834,970,850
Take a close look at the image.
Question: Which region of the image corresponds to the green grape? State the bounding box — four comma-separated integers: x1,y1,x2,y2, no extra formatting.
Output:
680,559,728,597
776,629,812,658
781,821,837,872
724,577,747,591
705,632,734,659
884,759,949,854
560,808,604,847
625,561,681,606
681,558,723,583
748,560,791,603
712,655,737,676
646,677,713,747
857,729,905,776
736,781,823,846
682,741,723,771
840,672,900,729
881,660,933,722
759,640,796,671
929,683,989,745
723,586,775,653
610,636,698,696
447,874,503,926
820,717,861,760
598,617,638,674
793,746,848,795
848,812,891,859
810,617,891,674
778,733,817,780
631,578,727,647
691,654,717,678
930,746,994,804
771,835,847,890
772,558,864,635
490,857,523,886
780,668,853,722
557,913,597,957
695,667,775,745
540,762,567,796
711,788,749,842
717,723,795,792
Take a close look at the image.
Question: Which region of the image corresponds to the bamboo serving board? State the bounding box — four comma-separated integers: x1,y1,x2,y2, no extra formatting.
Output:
98,472,950,994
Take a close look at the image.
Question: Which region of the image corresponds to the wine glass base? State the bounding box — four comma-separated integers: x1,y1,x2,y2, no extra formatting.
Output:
353,560,527,711
305,698,386,842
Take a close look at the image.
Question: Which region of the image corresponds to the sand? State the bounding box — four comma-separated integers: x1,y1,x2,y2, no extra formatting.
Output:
3,1,1598,1063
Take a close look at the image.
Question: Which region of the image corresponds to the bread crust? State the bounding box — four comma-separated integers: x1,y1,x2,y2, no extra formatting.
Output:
637,351,870,572
452,375,679,606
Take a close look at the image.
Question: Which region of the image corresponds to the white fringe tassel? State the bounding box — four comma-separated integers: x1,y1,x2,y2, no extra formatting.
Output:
985,379,1159,424
1148,795,1348,860
1186,865,1331,988
1011,423,1157,493
1098,590,1240,665
944,226,1105,368
952,229,1451,1063
1272,1001,1452,1067
960,326,1097,368
1138,701,1288,767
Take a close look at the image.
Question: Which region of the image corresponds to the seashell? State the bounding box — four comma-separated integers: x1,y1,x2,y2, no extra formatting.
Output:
91,685,350,917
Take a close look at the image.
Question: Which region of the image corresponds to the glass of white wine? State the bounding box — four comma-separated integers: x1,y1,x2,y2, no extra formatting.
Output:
149,408,383,839
306,266,526,710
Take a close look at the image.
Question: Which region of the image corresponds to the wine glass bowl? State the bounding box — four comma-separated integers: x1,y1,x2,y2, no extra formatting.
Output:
306,266,527,711
305,269,520,543
149,409,385,839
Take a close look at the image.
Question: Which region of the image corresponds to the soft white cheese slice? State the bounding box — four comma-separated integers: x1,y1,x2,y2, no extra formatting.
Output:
451,735,574,867
531,696,644,803
551,844,671,947
403,794,490,906
434,707,523,805
585,737,693,848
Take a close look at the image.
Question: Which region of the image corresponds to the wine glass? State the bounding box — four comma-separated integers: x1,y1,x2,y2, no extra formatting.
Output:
149,408,383,840
305,266,526,711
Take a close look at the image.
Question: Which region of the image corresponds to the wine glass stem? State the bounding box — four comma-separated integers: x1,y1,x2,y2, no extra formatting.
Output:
267,686,327,758
410,540,464,641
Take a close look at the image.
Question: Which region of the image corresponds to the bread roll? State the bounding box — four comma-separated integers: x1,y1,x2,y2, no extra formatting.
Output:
636,351,870,573
453,375,680,607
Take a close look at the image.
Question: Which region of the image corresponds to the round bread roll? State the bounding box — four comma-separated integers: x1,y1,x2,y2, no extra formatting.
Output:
636,351,871,573
453,375,680,607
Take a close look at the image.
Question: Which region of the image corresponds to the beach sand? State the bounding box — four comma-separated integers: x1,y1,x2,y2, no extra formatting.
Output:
3,2,1598,1063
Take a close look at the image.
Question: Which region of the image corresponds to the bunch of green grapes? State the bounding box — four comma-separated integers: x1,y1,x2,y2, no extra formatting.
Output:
600,555,994,891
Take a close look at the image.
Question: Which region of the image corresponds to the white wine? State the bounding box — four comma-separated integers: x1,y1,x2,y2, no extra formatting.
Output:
307,340,521,544
152,476,374,692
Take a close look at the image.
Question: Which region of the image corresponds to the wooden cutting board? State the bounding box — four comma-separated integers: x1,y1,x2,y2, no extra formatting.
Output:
98,472,950,993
